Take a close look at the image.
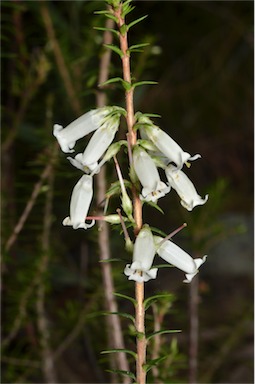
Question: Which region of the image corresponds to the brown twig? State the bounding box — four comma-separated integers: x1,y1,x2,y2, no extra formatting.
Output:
188,274,199,384
40,2,82,116
4,144,58,252
36,160,57,383
95,14,131,383
113,5,145,383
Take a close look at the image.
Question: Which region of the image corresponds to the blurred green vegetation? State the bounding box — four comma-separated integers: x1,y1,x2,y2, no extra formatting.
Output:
1,1,253,383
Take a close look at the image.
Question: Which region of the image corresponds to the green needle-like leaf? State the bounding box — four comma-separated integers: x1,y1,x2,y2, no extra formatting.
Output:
113,292,137,306
147,329,181,341
106,369,136,381
145,201,165,214
104,44,124,58
99,77,123,87
144,293,174,310
103,311,135,324
143,355,168,373
127,15,148,30
101,348,137,359
132,81,158,88
94,27,119,37
129,43,150,50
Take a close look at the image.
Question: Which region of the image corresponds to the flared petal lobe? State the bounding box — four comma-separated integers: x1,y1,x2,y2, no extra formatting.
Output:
63,174,95,230
165,165,208,211
124,225,158,282
53,108,109,153
133,146,170,202
154,236,206,283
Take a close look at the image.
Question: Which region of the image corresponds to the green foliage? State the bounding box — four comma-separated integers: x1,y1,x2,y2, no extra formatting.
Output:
101,348,137,359
144,293,174,311
104,43,124,58
147,329,181,342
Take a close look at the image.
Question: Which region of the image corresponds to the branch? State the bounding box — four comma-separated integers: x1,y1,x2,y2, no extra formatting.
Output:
36,163,57,383
95,13,131,383
40,2,82,116
4,144,58,252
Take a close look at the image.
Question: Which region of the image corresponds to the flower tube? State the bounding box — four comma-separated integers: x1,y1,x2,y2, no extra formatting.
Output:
53,107,110,153
165,164,208,211
81,115,120,173
154,236,207,283
124,225,158,283
63,174,95,230
133,146,170,202
141,124,200,169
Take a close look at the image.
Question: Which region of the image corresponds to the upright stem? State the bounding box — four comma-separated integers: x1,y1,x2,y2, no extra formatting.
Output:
188,274,199,384
96,16,131,383
114,5,146,384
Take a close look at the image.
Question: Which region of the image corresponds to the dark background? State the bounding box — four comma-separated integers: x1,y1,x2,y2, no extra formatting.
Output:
1,1,253,383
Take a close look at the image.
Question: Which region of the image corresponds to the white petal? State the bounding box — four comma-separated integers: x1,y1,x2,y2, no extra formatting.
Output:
124,226,158,282
82,118,119,172
183,256,207,283
165,165,208,211
65,174,94,230
67,153,84,171
143,125,200,169
155,236,207,282
155,237,197,274
124,264,158,283
133,226,155,270
133,146,170,202
53,109,104,153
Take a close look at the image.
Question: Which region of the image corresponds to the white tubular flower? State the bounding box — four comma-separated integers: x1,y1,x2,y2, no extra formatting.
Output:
155,236,207,283
63,175,95,230
124,225,158,283
142,124,200,169
165,164,208,211
81,115,120,173
133,146,170,202
53,108,110,153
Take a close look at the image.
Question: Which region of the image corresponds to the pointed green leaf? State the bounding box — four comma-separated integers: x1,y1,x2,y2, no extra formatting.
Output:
113,292,137,306
142,113,161,118
127,15,148,30
147,329,182,341
144,293,174,311
94,9,118,21
105,369,136,380
143,355,168,373
99,77,123,87
133,81,158,88
129,43,150,50
103,311,135,324
145,201,164,215
94,27,119,37
150,226,167,237
101,348,137,359
122,1,135,17
104,44,124,58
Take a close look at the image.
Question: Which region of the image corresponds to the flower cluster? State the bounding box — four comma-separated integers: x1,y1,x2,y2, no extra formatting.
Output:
124,114,208,283
133,114,208,209
54,106,124,229
124,225,207,283
54,109,208,283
